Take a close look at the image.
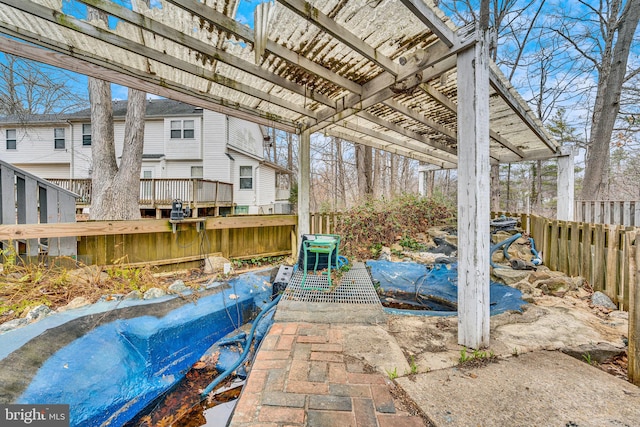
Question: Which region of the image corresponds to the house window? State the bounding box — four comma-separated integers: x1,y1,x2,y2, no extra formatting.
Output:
170,120,195,139
6,129,16,150
191,166,203,178
235,205,249,214
239,166,253,189
54,128,65,149
82,124,92,146
142,170,153,179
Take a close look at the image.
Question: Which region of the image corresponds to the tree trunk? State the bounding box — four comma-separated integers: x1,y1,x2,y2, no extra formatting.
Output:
356,144,373,199
490,164,500,211
581,0,640,200
335,138,345,209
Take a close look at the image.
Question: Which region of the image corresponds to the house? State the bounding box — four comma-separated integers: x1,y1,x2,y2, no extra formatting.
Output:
0,99,292,216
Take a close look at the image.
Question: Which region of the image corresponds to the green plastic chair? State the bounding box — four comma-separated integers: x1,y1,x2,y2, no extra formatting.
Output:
300,234,341,291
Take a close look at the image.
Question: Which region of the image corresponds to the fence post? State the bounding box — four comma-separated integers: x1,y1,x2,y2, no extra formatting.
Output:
629,230,640,385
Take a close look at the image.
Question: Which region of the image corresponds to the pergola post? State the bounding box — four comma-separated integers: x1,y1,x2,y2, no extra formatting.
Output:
557,146,575,221
456,31,491,349
298,129,311,238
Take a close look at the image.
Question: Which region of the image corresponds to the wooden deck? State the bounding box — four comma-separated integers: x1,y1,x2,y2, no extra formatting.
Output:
48,178,234,217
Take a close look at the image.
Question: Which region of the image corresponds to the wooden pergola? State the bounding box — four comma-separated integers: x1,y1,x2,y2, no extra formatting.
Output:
0,0,570,348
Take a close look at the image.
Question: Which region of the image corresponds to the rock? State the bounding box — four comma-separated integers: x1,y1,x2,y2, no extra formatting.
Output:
204,256,231,274
0,318,28,333
390,243,403,253
98,294,124,303
427,238,457,256
526,271,550,284
57,297,91,312
143,287,166,300
427,228,448,239
25,305,52,322
434,256,456,264
534,278,578,297
68,265,109,285
514,281,533,294
378,247,392,261
444,235,458,246
169,280,189,293
562,342,626,364
492,268,532,285
124,290,143,300
591,291,617,310
609,311,628,320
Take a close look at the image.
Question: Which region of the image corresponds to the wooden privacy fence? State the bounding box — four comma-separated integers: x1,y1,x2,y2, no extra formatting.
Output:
0,215,297,268
529,214,636,310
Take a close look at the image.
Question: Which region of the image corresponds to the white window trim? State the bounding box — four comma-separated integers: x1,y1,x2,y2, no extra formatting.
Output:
82,123,92,146
6,129,16,150
54,127,65,150
170,119,195,140
239,165,253,190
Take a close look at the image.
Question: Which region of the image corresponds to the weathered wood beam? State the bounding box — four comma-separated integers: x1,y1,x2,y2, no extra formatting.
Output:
323,128,453,167
330,119,458,166
557,145,575,221
457,34,491,349
0,215,298,240
382,98,456,140
77,0,337,110
0,0,318,120
165,0,362,94
0,36,299,132
276,0,398,75
399,0,457,47
489,64,558,153
298,129,311,238
419,82,525,159
356,110,457,156
311,55,457,133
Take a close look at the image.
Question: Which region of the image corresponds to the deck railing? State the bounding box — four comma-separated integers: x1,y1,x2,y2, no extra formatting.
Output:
47,178,233,207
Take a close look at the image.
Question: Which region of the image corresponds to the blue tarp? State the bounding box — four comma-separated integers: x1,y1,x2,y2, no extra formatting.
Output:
367,260,527,317
4,271,273,427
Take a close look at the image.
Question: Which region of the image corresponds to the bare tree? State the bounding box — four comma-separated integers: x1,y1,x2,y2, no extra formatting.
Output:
575,0,640,199
0,54,87,117
87,6,147,220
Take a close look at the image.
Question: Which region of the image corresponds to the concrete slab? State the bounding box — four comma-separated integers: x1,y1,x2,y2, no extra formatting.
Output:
397,351,640,427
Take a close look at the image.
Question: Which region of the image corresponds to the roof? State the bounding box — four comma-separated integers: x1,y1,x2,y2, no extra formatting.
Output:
0,99,203,125
0,0,560,166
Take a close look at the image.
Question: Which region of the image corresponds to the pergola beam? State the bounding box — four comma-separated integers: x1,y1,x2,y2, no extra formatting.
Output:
276,0,398,75
331,120,458,166
76,0,338,110
489,65,557,153
324,129,454,167
399,0,457,47
165,0,362,94
420,83,525,159
0,35,298,133
1,0,319,120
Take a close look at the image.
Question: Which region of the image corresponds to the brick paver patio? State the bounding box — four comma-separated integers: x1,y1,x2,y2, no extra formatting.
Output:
228,321,426,427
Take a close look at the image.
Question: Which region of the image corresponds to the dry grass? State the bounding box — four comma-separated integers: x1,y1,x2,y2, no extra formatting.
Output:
0,248,201,324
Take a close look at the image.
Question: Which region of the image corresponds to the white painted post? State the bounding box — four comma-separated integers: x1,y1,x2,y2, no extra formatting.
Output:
557,146,575,221
298,129,311,239
456,30,491,349
418,169,426,196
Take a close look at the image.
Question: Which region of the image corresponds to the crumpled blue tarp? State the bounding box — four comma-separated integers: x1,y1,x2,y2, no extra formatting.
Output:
366,260,526,317
10,270,274,427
